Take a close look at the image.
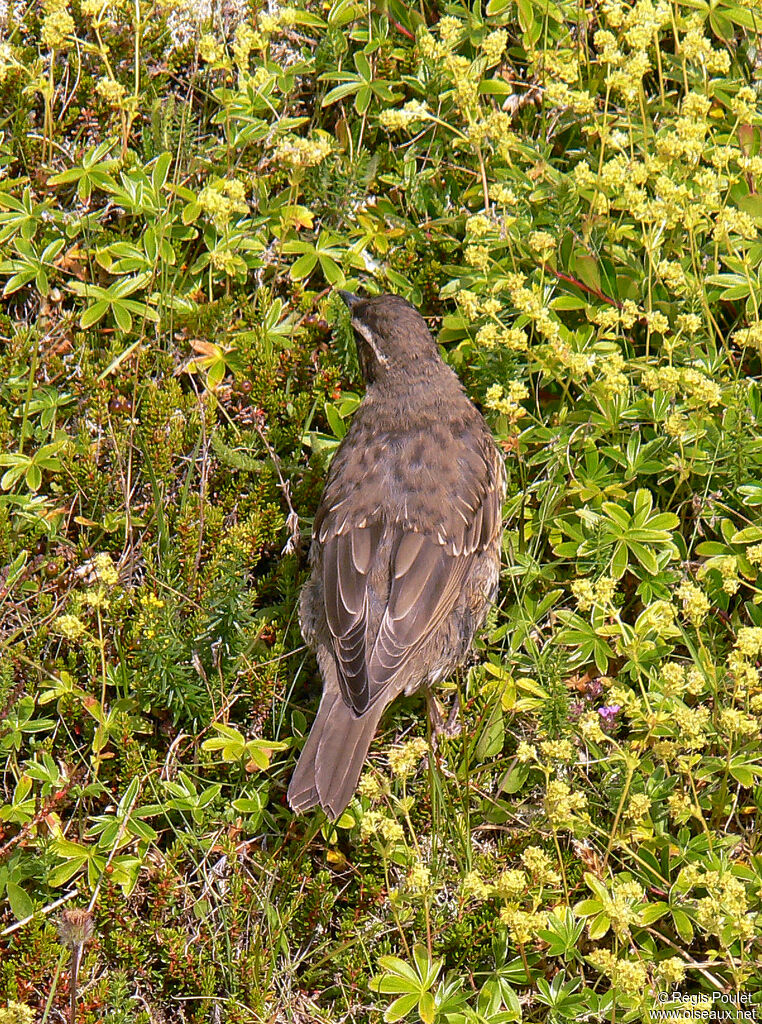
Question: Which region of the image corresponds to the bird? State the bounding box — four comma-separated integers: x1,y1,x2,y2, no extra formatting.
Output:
287,291,506,819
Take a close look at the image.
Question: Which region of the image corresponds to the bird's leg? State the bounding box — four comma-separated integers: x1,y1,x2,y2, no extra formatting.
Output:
426,686,462,741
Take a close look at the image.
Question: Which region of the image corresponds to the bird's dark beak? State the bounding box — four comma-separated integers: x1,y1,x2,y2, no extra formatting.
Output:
338,290,362,312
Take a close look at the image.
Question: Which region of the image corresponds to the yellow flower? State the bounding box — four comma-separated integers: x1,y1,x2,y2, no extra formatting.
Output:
41,6,75,48
407,862,431,890
735,627,762,658
199,34,224,63
488,183,518,205
481,28,507,66
462,870,490,900
438,15,463,52
466,213,494,238
358,772,385,801
528,230,555,256
274,132,332,168
388,737,427,779
626,793,650,821
521,846,561,885
539,739,575,762
379,100,429,131
516,741,537,762
667,791,692,822
500,907,546,944
579,712,606,744
676,581,709,625
53,614,87,640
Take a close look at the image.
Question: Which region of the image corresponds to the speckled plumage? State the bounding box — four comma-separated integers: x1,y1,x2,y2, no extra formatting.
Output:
288,293,505,819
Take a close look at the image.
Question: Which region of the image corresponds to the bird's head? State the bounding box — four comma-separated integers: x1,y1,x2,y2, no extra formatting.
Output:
338,291,440,384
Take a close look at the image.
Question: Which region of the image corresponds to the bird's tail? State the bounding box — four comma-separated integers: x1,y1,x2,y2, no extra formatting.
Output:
287,684,387,820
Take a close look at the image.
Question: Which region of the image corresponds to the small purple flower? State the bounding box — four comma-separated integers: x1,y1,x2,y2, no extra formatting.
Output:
598,704,621,728
587,679,603,699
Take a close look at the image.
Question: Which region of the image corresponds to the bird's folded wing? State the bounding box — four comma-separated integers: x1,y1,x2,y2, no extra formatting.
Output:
321,443,503,715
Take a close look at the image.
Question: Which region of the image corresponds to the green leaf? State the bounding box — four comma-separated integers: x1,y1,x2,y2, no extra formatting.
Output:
574,899,603,917
6,881,34,921
419,991,435,1024
672,909,694,944
322,82,361,107
640,901,669,925
80,300,110,328
290,252,318,280
587,911,610,940
384,992,419,1022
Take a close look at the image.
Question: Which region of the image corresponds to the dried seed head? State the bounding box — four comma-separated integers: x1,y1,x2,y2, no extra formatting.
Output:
58,907,95,950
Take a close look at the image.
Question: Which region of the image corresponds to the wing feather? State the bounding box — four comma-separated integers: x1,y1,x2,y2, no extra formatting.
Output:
321,439,504,715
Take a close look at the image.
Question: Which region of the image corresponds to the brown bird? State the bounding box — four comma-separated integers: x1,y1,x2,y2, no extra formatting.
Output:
287,292,505,819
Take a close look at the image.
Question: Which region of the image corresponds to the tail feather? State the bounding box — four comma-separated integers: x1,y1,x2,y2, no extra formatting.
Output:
288,687,387,819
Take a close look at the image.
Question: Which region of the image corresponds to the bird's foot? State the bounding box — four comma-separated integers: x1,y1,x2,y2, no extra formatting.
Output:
427,689,462,742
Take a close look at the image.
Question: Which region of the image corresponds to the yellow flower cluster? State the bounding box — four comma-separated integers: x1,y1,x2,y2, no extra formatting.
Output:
528,230,555,257
379,100,430,131
134,591,165,640
480,29,507,67
719,708,758,739
681,16,731,74
676,581,709,625
699,553,739,594
671,702,710,749
96,77,127,106
359,809,404,843
601,877,645,938
465,212,494,238
494,869,527,899
504,273,561,345
499,906,547,944
461,869,491,900
714,206,759,242
41,0,75,49
475,323,528,352
733,321,762,352
516,740,537,762
387,737,428,779
578,712,607,744
406,861,431,891
572,575,616,611
198,178,249,231
641,365,722,407
656,957,686,988
539,738,575,762
94,552,119,586
53,614,87,641
199,34,225,63
591,300,640,336
735,627,762,658
274,132,332,168
587,949,648,996
544,779,588,831
667,790,693,822
258,6,299,34
233,23,263,65
626,793,650,821
695,870,756,944
80,0,109,17
484,381,528,422
521,846,561,885
488,183,518,206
